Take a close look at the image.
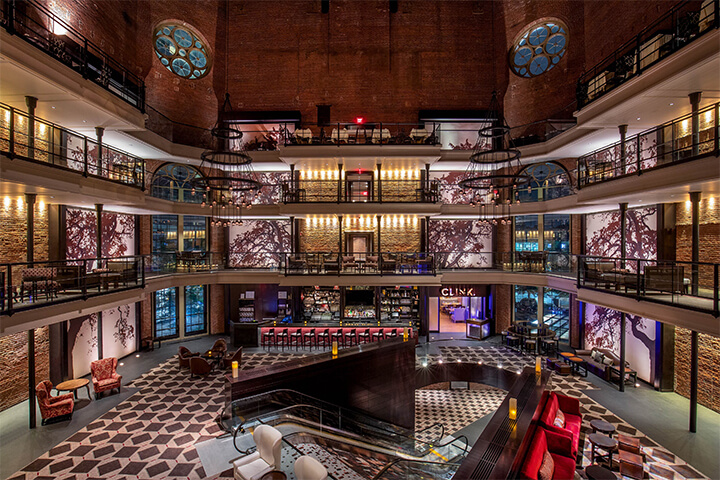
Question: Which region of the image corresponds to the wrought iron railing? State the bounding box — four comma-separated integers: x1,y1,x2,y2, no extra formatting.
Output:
0,0,145,111
578,102,719,187
578,255,719,316
0,102,146,188
281,179,439,203
146,252,226,274
577,0,719,109
284,252,436,275
0,255,144,315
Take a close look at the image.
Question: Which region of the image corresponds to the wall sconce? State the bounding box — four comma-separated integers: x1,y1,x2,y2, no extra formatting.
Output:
331,340,338,356
509,398,517,420
536,356,542,374
232,361,239,378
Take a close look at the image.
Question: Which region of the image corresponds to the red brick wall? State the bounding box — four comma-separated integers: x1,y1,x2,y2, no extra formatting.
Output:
494,284,512,333
674,328,720,413
676,198,720,287
0,327,50,411
209,284,225,334
0,197,49,263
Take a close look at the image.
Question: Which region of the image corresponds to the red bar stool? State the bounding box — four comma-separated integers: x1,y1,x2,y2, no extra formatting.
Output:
303,328,317,350
372,328,385,342
317,328,331,349
290,328,303,350
261,328,276,350
331,328,344,347
344,329,357,347
358,328,371,344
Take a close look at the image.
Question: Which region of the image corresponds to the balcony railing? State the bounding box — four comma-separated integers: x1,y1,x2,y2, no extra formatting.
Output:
0,102,146,189
281,179,439,203
579,255,719,316
146,252,226,275
0,0,145,111
578,102,719,187
1,255,145,315
282,122,441,147
284,252,437,275
577,0,719,109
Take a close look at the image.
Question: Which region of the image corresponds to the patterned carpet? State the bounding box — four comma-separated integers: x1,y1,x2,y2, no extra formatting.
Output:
8,345,707,480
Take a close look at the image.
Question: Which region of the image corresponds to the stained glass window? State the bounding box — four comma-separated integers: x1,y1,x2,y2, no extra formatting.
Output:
510,19,568,78
154,287,178,338
184,285,206,335
153,22,211,80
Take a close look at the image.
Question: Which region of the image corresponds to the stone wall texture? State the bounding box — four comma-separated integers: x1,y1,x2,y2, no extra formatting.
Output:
674,327,720,413
676,198,720,287
0,327,50,411
299,216,420,253
0,197,49,263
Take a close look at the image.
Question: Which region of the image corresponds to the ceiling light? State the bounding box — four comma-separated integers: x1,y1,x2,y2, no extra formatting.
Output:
51,106,56,109
82,120,87,123
636,117,641,121
669,103,674,106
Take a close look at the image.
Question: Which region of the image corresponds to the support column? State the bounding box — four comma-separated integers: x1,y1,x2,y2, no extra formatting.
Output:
619,203,628,268
289,216,295,254
338,215,343,257
689,92,702,157
25,96,37,159
95,127,105,176
289,164,296,195
618,124,628,173
689,330,698,432
420,216,427,253
619,312,626,392
337,164,343,203
690,191,700,295
376,163,382,203
377,215,382,255
28,329,36,429
25,193,36,263
95,204,103,263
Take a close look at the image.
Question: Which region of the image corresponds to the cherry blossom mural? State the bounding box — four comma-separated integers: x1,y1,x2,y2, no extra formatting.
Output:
584,303,656,383
66,208,135,260
585,206,657,262
228,220,291,268
102,303,136,360
430,172,474,205
429,220,493,268
254,172,290,205
68,313,98,378
585,211,621,258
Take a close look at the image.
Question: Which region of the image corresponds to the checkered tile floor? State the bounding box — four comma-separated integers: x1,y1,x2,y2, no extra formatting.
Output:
8,345,707,480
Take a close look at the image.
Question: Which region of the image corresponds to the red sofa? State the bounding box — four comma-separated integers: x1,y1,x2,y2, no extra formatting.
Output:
537,391,583,457
519,427,577,480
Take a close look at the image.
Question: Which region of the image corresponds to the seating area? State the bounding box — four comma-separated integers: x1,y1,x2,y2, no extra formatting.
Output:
90,357,122,399
260,326,408,350
288,125,438,146
35,380,74,426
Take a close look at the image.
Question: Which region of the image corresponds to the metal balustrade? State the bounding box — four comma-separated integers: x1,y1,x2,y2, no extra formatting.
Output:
578,102,719,187
578,255,719,316
0,102,146,189
281,179,439,203
577,0,719,109
0,0,145,111
0,255,145,315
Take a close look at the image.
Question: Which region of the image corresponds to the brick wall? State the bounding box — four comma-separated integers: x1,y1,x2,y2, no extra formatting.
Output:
0,197,49,263
494,284,512,333
299,216,420,252
676,198,720,287
209,284,225,334
0,327,50,411
674,327,720,413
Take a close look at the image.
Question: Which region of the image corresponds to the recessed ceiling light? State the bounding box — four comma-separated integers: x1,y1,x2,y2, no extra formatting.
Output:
669,103,674,106
83,120,87,123
636,117,641,121
51,106,56,109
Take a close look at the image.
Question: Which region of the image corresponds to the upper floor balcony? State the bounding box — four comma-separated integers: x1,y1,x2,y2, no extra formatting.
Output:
0,0,145,112
576,0,718,110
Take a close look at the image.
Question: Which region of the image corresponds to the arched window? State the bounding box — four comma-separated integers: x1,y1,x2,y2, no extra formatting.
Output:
151,163,205,203
516,162,572,203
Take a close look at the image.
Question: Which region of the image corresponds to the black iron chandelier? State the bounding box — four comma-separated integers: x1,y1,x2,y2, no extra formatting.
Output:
194,94,262,227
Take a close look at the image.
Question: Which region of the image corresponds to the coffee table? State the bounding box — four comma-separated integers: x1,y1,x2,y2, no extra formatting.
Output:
585,464,618,480
568,356,588,377
55,378,91,401
260,471,287,480
588,433,618,467
591,419,617,437
201,351,224,369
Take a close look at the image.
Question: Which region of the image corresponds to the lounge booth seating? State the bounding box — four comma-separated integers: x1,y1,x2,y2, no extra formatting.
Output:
233,424,283,480
36,380,74,425
518,427,577,480
90,357,122,399
210,338,228,357
573,347,623,381
536,391,583,457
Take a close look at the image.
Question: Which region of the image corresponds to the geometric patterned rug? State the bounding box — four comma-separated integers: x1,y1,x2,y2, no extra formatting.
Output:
7,346,708,480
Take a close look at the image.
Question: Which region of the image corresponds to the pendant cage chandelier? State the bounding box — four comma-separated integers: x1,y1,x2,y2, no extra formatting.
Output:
194,93,263,227
458,91,530,225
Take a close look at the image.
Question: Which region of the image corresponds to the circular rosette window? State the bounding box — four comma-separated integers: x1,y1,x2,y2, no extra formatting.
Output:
509,19,568,78
153,21,212,80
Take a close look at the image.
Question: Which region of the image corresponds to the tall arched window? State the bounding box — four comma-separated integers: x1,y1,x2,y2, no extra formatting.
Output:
515,162,572,203
151,163,205,203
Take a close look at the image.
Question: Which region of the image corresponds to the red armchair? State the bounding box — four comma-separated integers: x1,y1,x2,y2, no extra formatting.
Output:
90,357,122,399
537,391,583,457
519,427,576,480
178,346,200,369
36,380,74,425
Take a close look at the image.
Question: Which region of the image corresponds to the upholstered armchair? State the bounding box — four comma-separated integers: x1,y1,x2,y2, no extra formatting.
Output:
36,380,74,425
178,346,200,369
233,425,283,480
210,338,228,357
190,357,212,378
295,456,328,480
90,357,122,399
224,347,243,370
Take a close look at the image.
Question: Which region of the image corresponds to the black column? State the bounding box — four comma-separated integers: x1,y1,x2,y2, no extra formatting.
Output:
376,163,382,203
95,204,103,263
95,127,105,175
289,216,295,255
689,92,702,157
293,218,301,253
619,203,628,268
619,312,626,392
338,215,343,256
337,164,343,203
28,329,36,429
25,193,36,263
690,191,700,295
618,124,628,173
25,96,37,159
420,217,427,253
690,330,698,432
377,215,382,255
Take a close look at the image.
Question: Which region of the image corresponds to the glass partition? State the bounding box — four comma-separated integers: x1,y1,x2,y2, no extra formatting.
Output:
514,285,539,324
544,289,570,342
515,216,540,252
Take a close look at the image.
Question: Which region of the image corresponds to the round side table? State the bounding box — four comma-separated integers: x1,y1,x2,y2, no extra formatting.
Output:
590,419,617,437
588,433,618,467
585,464,618,480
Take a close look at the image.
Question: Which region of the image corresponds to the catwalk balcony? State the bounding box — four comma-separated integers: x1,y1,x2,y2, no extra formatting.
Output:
578,102,719,188
576,0,718,109
0,0,145,111
0,102,146,189
281,179,439,203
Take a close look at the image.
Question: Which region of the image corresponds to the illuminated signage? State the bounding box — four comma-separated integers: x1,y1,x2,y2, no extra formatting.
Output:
441,287,475,297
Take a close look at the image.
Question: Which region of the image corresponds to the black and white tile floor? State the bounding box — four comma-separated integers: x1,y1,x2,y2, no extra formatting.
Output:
8,345,707,480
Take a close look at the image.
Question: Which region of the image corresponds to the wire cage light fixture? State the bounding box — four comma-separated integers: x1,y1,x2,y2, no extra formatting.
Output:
194,94,263,227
